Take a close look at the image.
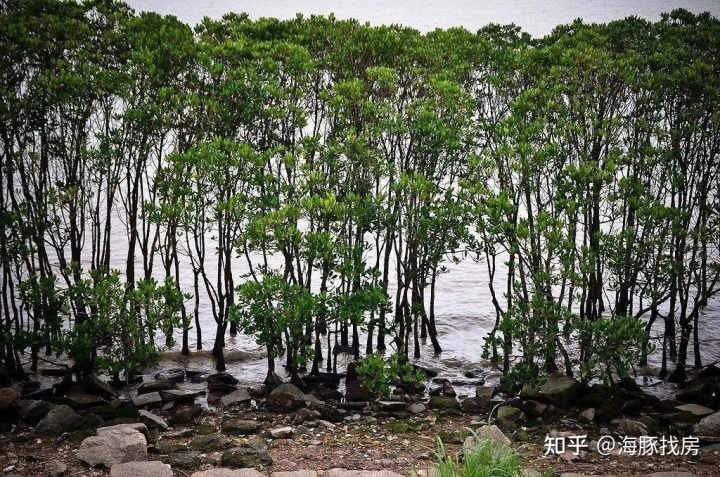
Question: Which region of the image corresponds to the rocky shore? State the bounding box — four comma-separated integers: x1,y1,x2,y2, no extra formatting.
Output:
2,362,720,476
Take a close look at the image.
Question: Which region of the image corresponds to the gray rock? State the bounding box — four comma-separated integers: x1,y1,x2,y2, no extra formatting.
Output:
192,470,266,477
643,473,699,477
46,461,68,477
617,418,648,437
160,389,200,404
221,388,253,407
109,461,172,477
35,405,83,436
83,375,118,399
497,406,521,422
133,392,163,408
163,452,200,470
471,424,511,446
578,408,595,423
266,393,299,413
270,426,293,439
429,395,460,410
76,425,147,468
519,400,547,419
292,408,321,425
139,409,169,430
155,368,186,383
520,376,581,407
223,419,261,434
694,410,720,436
98,423,149,441
138,380,177,395
376,400,408,412
169,403,203,425
189,432,228,451
66,390,108,410
408,403,427,414
18,399,52,424
221,443,273,468
442,381,456,397
676,403,714,417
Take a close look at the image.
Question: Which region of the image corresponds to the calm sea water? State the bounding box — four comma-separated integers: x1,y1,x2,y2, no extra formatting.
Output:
124,0,720,36
117,0,720,393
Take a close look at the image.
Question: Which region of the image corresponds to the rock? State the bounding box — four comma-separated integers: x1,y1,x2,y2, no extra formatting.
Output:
617,418,648,437
497,406,521,422
694,410,720,436
221,444,273,468
163,453,200,470
0,387,19,410
155,368,186,383
270,426,293,439
109,461,172,477
308,402,345,423
137,380,177,395
189,432,228,451
223,419,262,435
428,386,443,397
221,388,253,407
460,397,486,413
520,376,581,407
35,405,84,436
699,364,720,379
442,381,456,397
133,391,164,409
578,408,595,423
266,393,299,413
169,403,203,425
139,410,169,430
46,461,67,477
518,400,547,419
376,400,407,412
408,403,427,414
676,382,715,407
83,375,118,400
293,408,321,424
644,473,699,477
344,381,373,402
154,441,188,454
66,389,108,410
270,383,305,400
192,470,267,477
429,395,460,411
186,369,209,383
18,399,52,424
160,389,200,404
676,403,714,417
595,397,626,422
99,423,149,441
207,372,239,389
76,425,147,468
473,424,511,446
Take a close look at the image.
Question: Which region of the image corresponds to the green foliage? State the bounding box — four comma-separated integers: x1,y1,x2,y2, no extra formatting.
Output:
434,431,522,477
356,352,425,396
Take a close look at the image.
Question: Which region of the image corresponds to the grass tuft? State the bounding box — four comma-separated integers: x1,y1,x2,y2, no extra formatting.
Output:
434,429,522,477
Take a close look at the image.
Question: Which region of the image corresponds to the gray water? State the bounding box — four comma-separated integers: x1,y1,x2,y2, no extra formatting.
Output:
111,0,720,395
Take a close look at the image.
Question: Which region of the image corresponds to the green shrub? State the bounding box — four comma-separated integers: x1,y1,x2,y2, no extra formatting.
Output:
434,431,521,477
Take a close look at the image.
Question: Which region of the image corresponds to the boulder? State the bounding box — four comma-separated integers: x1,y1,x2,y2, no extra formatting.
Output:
497,406,521,423
139,409,169,430
442,381,456,397
344,381,373,402
18,399,52,424
83,375,118,400
155,368,186,383
133,391,163,408
676,381,715,408
138,380,177,395
471,424,511,446
460,397,487,413
266,393,299,413
519,376,581,407
99,423,150,441
221,388,253,407
35,405,84,436
694,410,720,437
429,395,460,411
207,373,239,393
110,461,172,477
76,425,147,468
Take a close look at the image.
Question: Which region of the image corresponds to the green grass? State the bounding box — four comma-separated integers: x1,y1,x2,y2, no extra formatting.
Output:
433,430,522,477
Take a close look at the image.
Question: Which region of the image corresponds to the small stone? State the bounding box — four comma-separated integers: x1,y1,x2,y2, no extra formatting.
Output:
109,461,173,477
139,410,169,430
408,403,426,414
578,408,595,423
223,419,261,435
221,389,253,407
270,426,294,439
133,392,163,409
